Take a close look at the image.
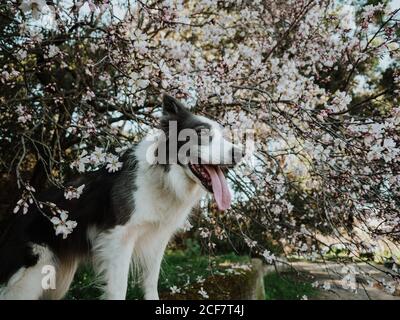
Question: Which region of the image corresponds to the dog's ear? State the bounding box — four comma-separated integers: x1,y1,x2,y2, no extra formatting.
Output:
162,94,187,116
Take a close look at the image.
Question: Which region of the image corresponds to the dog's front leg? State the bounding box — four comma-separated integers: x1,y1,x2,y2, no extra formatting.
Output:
102,252,132,300
93,227,134,300
136,235,170,300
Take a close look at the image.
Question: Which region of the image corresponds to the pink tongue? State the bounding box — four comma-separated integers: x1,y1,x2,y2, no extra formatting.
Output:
204,165,232,211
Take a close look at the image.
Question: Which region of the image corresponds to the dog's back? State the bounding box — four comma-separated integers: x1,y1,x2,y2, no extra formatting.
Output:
0,151,138,295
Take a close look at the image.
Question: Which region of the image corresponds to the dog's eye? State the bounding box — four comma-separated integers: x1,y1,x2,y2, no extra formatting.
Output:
196,126,213,144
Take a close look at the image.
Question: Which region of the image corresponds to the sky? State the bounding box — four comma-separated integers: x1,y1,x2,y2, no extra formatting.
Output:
390,0,400,10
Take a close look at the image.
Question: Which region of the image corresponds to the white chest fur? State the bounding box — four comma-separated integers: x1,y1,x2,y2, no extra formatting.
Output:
131,162,205,230
128,135,206,231
90,157,206,300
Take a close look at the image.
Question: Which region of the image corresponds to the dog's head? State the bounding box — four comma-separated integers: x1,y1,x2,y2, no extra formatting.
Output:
159,94,245,210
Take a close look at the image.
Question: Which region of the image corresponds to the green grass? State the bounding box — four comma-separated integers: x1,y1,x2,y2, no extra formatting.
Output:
66,239,318,300
264,271,317,300
66,242,250,300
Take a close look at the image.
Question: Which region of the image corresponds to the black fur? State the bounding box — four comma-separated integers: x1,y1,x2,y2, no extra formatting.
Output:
160,94,211,166
0,150,137,285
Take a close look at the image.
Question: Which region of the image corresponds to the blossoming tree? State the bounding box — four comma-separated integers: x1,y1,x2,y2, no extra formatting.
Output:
0,0,399,293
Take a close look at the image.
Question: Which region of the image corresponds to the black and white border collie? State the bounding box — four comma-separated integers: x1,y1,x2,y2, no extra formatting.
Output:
0,94,244,300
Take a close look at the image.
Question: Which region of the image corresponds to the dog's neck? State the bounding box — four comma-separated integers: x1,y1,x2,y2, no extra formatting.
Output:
133,131,205,203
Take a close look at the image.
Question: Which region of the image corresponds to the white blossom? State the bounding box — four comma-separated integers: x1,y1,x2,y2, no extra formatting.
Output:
50,211,77,239
19,0,48,20
169,285,181,294
64,184,85,200
106,154,123,173
198,287,209,299
262,250,276,264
